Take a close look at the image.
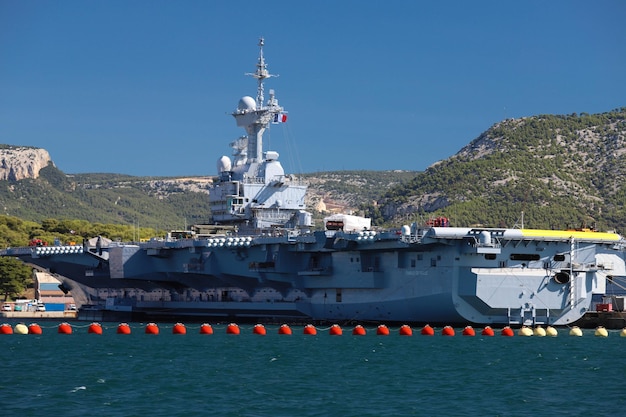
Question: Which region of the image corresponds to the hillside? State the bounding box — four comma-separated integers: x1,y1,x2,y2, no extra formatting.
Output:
302,170,417,212
0,167,215,231
1,107,625,234
0,159,413,231
365,108,626,231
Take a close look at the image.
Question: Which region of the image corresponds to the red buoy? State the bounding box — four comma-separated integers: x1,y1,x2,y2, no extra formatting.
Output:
253,324,267,335
28,323,42,335
117,323,131,334
441,326,455,336
172,323,186,335
226,323,240,335
501,326,514,337
352,325,367,336
481,326,495,336
58,322,72,334
376,324,390,336
399,324,413,336
145,322,159,335
462,326,475,336
199,323,213,334
278,324,292,335
303,324,317,335
421,324,435,336
329,324,342,336
0,323,13,334
88,322,103,335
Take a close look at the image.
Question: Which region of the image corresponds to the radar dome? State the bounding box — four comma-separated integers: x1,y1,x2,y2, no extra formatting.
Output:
478,231,491,245
217,155,232,173
265,151,279,161
237,96,256,111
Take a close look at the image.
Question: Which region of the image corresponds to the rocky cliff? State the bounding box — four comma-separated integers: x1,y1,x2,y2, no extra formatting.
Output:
0,146,53,181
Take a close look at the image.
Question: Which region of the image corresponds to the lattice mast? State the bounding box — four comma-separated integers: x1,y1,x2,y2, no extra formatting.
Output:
233,37,284,164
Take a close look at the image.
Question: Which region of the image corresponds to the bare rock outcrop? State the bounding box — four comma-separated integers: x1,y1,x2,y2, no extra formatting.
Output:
0,146,53,181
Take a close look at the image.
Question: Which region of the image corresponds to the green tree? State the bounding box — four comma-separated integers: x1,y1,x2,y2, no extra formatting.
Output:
0,257,32,301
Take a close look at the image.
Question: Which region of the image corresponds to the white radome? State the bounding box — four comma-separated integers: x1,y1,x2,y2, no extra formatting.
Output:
237,96,256,111
217,155,232,173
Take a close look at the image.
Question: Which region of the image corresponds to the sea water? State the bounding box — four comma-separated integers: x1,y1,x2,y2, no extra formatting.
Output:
1,322,625,416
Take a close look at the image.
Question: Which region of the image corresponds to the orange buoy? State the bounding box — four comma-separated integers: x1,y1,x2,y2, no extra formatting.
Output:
501,326,514,337
253,324,267,335
28,323,42,335
352,325,367,336
145,322,159,335
421,324,435,336
376,324,390,336
199,323,213,334
117,323,131,334
58,322,72,334
278,324,292,335
226,323,240,335
329,324,342,336
172,323,186,335
481,326,495,336
303,324,317,335
88,322,103,335
0,323,13,334
441,326,455,336
462,326,475,336
398,324,413,336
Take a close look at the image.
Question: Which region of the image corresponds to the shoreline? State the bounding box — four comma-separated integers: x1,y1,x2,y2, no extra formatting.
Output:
1,311,78,320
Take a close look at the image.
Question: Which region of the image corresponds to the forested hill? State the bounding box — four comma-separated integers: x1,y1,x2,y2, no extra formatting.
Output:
0,164,414,234
1,108,625,237
363,108,626,231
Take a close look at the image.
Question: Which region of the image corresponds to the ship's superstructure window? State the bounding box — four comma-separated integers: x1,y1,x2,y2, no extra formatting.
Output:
510,254,541,261
336,289,342,302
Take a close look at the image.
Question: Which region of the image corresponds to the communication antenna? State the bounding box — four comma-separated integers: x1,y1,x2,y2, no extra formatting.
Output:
245,37,278,108
513,211,524,229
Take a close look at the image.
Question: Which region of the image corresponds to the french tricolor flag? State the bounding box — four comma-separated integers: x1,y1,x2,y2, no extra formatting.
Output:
272,113,288,123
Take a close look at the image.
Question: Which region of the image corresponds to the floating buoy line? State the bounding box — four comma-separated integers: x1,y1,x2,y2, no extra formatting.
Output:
1,322,625,338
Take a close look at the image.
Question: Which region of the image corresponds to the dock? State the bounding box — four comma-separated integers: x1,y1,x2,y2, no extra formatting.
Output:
1,311,78,320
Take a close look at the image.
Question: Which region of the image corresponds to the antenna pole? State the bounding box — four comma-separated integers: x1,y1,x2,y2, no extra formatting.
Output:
245,37,277,108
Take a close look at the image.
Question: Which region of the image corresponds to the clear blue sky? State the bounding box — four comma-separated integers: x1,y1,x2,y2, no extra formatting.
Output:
1,1,625,176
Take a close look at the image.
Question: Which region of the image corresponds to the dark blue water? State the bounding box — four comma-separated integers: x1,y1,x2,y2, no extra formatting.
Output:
1,322,625,416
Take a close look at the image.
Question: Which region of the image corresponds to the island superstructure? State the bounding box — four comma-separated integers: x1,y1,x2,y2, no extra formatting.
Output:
210,38,311,232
